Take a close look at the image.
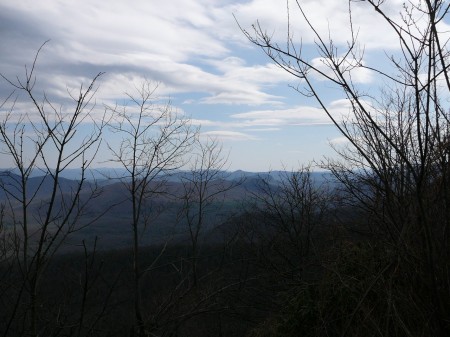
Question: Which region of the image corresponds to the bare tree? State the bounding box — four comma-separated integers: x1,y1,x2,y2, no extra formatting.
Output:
249,167,329,280
0,43,106,337
178,136,241,287
117,136,246,337
106,81,197,336
241,0,450,334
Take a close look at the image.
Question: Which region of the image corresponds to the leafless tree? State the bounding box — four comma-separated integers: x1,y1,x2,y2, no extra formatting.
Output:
106,81,197,336
249,167,329,280
241,0,450,334
112,136,247,337
0,42,106,337
178,136,241,287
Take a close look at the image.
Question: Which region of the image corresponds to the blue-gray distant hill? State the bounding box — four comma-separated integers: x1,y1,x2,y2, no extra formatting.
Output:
0,169,336,251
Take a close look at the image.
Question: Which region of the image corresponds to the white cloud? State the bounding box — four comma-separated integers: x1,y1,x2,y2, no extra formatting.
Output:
190,119,218,127
1,0,275,105
227,99,358,127
200,91,283,105
0,0,415,112
310,57,373,84
228,0,404,49
1,0,442,172
231,105,330,126
329,136,349,146
245,128,280,132
202,130,259,141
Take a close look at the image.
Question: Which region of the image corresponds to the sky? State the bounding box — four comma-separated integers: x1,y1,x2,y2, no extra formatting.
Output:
0,0,443,171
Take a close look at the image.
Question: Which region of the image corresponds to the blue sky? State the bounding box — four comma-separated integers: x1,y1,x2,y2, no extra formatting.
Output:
0,0,442,171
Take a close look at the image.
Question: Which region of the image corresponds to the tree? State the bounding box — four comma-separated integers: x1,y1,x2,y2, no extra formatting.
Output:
179,136,240,287
131,136,246,337
248,167,329,280
0,43,106,337
217,166,332,335
242,0,450,334
106,81,197,336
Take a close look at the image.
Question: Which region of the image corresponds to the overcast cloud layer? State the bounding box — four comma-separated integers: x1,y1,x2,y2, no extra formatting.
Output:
0,0,429,170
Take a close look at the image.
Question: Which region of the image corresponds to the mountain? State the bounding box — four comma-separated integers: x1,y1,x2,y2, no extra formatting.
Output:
0,171,93,200
0,169,338,251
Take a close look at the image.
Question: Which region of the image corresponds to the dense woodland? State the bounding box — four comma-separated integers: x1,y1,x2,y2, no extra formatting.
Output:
1,1,450,336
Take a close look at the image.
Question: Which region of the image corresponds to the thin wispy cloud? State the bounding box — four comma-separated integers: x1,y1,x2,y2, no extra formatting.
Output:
0,0,402,106
201,130,259,141
0,0,413,170
230,100,354,127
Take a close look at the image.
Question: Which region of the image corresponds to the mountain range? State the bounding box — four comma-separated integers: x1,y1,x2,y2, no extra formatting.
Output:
0,169,334,251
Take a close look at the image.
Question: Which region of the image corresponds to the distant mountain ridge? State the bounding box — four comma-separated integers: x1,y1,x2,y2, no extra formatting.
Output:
0,168,336,250
0,171,93,200
0,167,334,184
